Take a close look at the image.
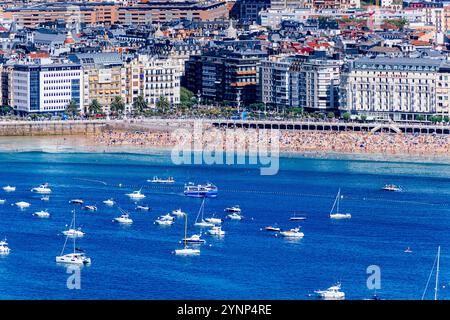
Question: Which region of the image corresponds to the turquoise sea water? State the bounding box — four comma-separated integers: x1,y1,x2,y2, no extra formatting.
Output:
0,151,449,300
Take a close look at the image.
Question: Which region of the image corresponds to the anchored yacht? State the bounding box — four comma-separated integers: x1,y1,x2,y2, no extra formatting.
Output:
329,189,351,219
208,226,225,236
174,214,200,256
224,205,241,213
171,209,186,217
315,283,345,300
31,183,52,194
126,190,146,200
184,183,218,198
279,228,304,238
33,210,50,218
227,212,243,220
3,185,15,192
0,239,10,255
63,210,85,237
103,199,115,206
15,201,30,209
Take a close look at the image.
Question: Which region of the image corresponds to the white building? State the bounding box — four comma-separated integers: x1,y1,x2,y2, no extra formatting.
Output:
12,59,82,114
124,54,181,109
340,57,450,121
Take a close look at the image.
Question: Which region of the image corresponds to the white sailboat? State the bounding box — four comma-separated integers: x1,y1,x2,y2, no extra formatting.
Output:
422,246,441,300
56,221,91,265
175,214,200,256
194,198,215,228
329,189,351,219
31,183,52,194
63,210,85,237
33,210,50,218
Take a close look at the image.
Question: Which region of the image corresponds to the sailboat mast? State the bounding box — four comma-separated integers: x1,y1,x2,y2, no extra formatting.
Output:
184,214,188,249
435,246,440,300
337,189,340,214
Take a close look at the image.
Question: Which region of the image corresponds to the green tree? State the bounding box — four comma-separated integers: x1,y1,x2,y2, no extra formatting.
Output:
342,112,351,121
88,99,102,115
156,96,170,113
110,96,125,114
327,112,335,119
132,95,148,115
0,105,12,115
360,114,367,122
65,99,79,116
415,114,426,122
180,87,194,108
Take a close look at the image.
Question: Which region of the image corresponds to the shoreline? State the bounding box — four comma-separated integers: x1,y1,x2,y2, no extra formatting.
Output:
0,135,448,165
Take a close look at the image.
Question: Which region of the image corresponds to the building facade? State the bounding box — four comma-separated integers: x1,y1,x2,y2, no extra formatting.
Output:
12,60,82,114
340,57,450,121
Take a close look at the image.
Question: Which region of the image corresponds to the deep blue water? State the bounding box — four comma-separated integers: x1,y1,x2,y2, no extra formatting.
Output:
0,151,449,300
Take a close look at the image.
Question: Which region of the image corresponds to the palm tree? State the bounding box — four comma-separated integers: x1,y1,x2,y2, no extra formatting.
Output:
65,99,79,116
88,99,102,116
110,96,125,115
156,96,170,114
132,95,147,115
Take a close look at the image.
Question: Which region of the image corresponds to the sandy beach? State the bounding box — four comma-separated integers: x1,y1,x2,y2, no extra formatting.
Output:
0,128,448,164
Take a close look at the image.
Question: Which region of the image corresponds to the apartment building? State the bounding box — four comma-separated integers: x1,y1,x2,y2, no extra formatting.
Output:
340,57,450,121
261,55,342,112
124,54,181,109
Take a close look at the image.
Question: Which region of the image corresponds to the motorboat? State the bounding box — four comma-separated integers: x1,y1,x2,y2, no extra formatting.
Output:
159,213,174,221
279,228,304,238
126,190,146,200
103,199,115,206
174,214,200,256
82,205,97,211
204,216,223,225
329,189,351,219
404,247,413,253
148,176,175,184
113,208,133,224
227,212,243,220
0,199,5,204
315,283,345,300
208,226,225,236
63,210,84,237
136,205,151,211
40,196,50,201
15,201,30,209
264,226,281,232
69,199,84,205
382,184,402,192
31,183,52,194
184,183,218,198
0,239,10,255
155,218,174,225
182,234,206,244
171,209,186,217
3,185,15,192
33,210,50,218
290,214,306,221
224,205,241,213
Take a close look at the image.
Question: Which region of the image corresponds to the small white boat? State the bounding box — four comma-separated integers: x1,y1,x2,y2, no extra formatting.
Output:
404,247,413,253
40,196,50,201
69,199,84,205
329,189,351,220
279,228,304,238
227,212,243,220
205,216,223,224
264,226,281,232
155,218,174,225
290,214,307,221
160,213,174,221
224,205,241,213
82,205,97,211
315,283,345,300
63,210,84,237
0,239,10,255
113,210,133,224
56,252,91,265
171,209,186,217
103,199,114,206
126,190,146,200
175,213,200,256
382,184,402,192
182,234,206,244
15,201,30,209
208,226,225,236
33,210,50,218
31,183,52,194
136,205,151,211
148,176,175,184
193,198,215,227
3,185,16,192
0,199,5,204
